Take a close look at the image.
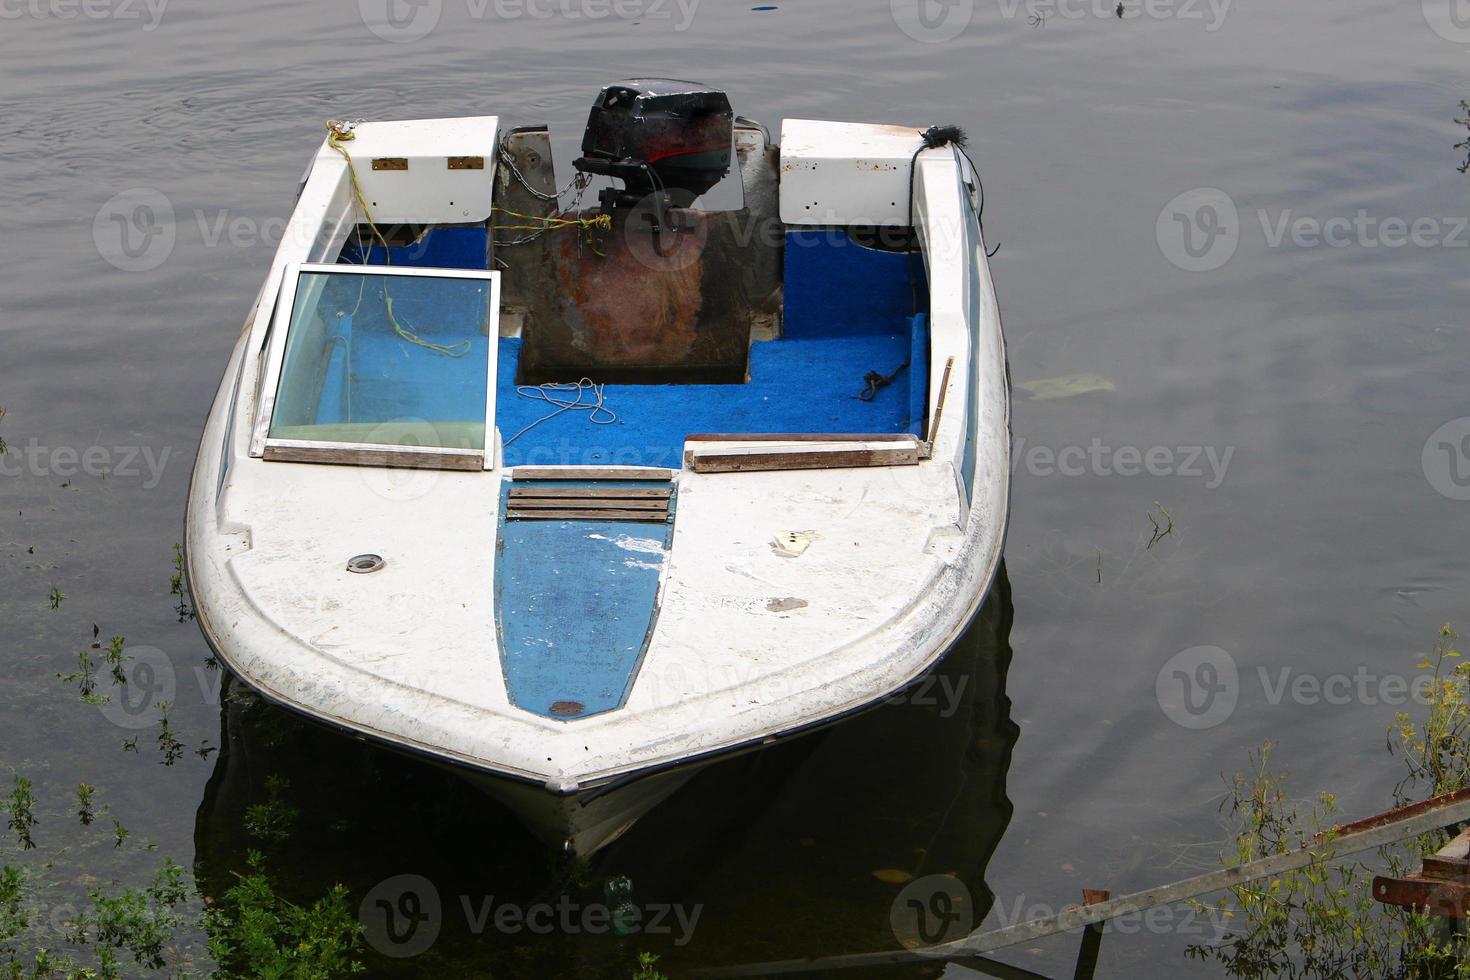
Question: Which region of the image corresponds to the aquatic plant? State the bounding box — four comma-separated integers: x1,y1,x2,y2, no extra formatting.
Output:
1187,627,1470,978
242,776,298,846
157,702,186,767
77,784,96,827
2,779,36,852
632,951,670,980
171,543,196,623
1146,502,1175,550
0,781,364,977
203,851,364,979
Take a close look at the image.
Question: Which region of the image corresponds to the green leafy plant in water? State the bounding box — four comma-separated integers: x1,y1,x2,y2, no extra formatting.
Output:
156,702,185,768
2,779,37,852
1392,625,1470,802
203,850,364,979
171,543,196,623
632,951,669,980
1,779,363,979
66,859,192,975
46,586,64,611
1187,627,1470,979
59,629,119,706
102,635,129,688
0,859,192,978
77,785,96,828
242,776,298,846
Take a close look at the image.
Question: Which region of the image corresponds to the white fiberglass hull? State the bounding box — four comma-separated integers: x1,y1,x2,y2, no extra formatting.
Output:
185,110,1009,852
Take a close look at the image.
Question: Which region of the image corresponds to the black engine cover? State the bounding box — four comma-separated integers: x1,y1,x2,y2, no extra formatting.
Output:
574,79,734,205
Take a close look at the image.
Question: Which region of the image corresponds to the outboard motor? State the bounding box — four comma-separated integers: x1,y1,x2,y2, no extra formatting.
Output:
574,79,734,223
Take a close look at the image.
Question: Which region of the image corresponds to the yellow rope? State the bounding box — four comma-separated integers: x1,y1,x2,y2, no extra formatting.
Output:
492,207,610,254
324,120,471,358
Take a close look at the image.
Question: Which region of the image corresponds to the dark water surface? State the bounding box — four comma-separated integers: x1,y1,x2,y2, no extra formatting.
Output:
4,1,1470,976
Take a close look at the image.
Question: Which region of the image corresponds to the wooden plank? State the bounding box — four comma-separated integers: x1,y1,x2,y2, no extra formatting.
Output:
684,432,919,443
1436,826,1470,862
687,446,920,474
508,498,670,512
509,487,673,500
506,508,670,522
927,356,956,446
512,467,675,481
264,444,482,471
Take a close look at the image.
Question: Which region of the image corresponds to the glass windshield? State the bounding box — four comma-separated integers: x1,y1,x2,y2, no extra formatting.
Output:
268,270,493,452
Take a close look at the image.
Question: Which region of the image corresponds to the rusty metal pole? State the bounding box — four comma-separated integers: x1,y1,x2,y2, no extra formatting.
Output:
1070,890,1110,980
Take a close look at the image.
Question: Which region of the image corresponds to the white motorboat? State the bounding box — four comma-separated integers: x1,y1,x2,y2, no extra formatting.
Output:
185,80,1010,855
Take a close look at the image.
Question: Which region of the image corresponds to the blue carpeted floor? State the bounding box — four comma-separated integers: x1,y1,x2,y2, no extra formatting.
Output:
323,225,929,467
496,334,915,469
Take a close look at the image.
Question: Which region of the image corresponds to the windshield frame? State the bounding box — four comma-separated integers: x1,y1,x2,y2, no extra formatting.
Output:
251,262,501,471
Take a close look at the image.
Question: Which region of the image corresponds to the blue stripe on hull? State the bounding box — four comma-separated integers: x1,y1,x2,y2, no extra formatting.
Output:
494,483,673,721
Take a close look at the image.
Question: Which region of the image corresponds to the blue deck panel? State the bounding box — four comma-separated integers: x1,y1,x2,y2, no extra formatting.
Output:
494,485,673,720
496,333,915,468
909,313,930,437
782,230,918,338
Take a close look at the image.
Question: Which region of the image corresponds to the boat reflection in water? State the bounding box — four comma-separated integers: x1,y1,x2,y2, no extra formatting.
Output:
193,568,1017,978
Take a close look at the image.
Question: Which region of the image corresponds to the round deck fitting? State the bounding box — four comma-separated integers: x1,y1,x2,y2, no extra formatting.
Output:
346,554,386,574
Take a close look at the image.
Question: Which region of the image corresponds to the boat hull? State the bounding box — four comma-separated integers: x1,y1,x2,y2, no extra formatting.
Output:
185,111,1010,852
461,766,706,856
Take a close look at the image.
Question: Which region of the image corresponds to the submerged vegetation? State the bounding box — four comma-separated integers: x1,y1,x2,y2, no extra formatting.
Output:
1188,626,1470,979
1,776,367,978
171,544,195,624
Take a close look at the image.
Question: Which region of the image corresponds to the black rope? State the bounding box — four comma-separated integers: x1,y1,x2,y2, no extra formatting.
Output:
858,360,909,401
906,124,999,314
